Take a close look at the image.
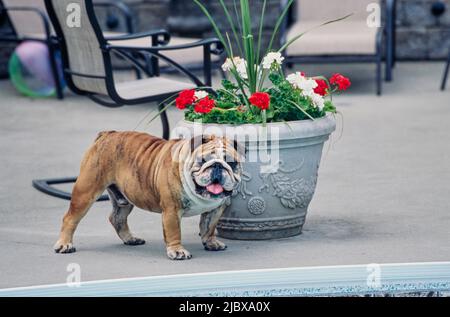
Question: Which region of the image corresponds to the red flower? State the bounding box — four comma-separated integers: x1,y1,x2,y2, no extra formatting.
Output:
330,73,351,91
314,79,329,96
249,92,270,110
176,89,196,109
194,96,215,114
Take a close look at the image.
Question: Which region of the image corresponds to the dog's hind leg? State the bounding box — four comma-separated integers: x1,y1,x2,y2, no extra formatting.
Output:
54,175,106,254
107,185,145,246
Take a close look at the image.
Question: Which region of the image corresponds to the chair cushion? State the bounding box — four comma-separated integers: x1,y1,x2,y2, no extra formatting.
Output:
286,21,378,56
296,0,380,21
114,77,196,100
108,35,220,66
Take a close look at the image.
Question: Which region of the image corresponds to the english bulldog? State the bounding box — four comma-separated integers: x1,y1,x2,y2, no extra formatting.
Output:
54,131,244,260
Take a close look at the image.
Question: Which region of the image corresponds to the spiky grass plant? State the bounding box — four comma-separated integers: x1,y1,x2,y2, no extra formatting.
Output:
148,1,352,126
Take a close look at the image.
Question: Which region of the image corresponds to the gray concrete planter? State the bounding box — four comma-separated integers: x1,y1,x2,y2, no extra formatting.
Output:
175,115,336,240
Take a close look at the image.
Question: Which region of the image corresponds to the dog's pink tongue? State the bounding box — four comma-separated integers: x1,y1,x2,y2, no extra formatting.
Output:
206,184,224,195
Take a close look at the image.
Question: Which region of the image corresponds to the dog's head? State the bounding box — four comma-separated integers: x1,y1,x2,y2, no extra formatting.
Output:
188,135,244,200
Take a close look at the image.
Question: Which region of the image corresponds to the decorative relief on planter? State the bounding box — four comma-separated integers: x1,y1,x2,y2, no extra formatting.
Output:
259,160,318,209
232,171,253,199
217,215,305,231
233,160,318,210
247,196,266,215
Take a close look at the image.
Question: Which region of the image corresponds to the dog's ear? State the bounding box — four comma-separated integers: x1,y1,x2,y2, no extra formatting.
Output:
190,135,209,152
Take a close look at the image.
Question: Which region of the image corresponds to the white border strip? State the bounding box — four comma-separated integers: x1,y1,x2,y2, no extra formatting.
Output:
1,262,449,297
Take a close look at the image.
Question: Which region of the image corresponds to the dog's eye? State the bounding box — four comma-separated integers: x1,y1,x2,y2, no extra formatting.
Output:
228,161,237,169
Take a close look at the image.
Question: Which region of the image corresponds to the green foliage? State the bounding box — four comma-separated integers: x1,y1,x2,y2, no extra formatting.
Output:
183,0,348,125
184,75,332,125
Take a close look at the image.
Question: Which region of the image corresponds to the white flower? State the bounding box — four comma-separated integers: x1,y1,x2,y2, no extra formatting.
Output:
221,57,248,79
311,93,325,110
221,57,235,72
235,61,248,79
286,72,305,88
287,72,324,109
194,90,208,100
286,72,318,96
262,52,285,69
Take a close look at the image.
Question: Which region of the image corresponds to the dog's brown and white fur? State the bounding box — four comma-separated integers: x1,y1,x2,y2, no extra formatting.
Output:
54,131,243,260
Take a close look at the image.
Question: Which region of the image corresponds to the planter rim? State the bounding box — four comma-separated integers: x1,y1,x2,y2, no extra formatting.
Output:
179,114,333,127
175,114,336,140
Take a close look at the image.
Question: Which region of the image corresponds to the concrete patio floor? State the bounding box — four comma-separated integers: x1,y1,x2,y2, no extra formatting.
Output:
0,62,449,289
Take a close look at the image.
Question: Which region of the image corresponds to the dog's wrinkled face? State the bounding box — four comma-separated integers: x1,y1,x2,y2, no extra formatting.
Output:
189,136,244,200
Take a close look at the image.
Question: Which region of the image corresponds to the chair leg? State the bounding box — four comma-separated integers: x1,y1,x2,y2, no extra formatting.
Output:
376,57,382,96
385,62,392,82
385,40,393,82
159,103,170,140
48,43,64,100
441,53,450,91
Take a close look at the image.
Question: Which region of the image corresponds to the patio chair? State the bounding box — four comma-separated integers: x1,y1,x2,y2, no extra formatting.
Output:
31,0,222,201
282,0,397,95
102,0,223,76
441,50,450,91
0,0,135,100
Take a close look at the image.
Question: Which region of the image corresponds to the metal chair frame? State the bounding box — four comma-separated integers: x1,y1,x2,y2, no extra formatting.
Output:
32,0,223,201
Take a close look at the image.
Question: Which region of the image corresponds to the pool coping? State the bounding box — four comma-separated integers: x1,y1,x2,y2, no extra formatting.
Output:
1,262,449,297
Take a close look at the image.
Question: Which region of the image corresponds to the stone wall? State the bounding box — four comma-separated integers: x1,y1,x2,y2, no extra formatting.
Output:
1,0,450,78
396,0,450,59
96,0,170,33
107,0,450,60
166,0,284,58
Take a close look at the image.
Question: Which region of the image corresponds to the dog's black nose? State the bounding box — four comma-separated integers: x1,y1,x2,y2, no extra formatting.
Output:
211,163,223,184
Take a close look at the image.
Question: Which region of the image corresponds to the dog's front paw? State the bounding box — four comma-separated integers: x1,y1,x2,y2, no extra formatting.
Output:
124,237,146,246
54,241,76,254
203,238,227,251
166,246,192,260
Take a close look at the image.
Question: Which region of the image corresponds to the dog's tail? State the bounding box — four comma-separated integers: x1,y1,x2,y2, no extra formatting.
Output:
95,131,116,142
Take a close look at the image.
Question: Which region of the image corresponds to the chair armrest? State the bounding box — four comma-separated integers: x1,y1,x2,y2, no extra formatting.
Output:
104,29,171,45
152,38,223,55
93,0,135,33
107,38,224,55
0,6,52,39
106,37,224,87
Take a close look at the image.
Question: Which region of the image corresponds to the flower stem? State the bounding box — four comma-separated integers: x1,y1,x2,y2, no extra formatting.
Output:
262,109,267,127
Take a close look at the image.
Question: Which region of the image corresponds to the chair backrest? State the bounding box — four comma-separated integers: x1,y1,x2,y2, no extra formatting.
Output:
45,0,110,95
297,0,380,22
2,0,53,37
